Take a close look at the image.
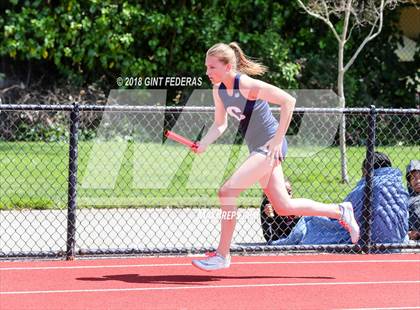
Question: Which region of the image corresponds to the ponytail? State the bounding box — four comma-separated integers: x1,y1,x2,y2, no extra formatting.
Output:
206,42,268,76
228,42,268,76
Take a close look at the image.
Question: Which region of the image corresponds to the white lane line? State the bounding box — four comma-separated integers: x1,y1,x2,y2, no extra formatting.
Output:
337,307,420,310
1,280,419,295
1,259,419,271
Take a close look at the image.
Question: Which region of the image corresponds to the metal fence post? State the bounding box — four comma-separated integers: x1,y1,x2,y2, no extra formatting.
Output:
66,103,80,260
361,105,377,253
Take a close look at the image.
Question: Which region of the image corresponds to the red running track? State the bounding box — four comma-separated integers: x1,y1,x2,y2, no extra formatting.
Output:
1,254,419,310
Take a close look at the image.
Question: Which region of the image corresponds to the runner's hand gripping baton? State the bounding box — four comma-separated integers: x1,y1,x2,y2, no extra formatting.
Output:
165,130,198,152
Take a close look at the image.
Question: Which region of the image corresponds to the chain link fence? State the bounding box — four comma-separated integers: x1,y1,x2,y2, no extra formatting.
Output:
0,104,419,259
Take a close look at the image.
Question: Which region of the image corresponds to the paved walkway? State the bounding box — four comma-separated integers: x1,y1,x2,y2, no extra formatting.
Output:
0,208,265,255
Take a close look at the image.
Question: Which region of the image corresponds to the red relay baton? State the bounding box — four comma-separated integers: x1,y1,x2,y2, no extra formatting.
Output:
165,130,198,152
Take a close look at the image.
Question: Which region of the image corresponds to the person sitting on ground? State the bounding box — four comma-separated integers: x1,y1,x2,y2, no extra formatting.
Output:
270,152,409,247
406,160,420,240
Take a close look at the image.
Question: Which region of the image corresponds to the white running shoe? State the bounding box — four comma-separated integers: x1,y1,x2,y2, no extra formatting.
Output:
192,252,231,272
339,202,360,244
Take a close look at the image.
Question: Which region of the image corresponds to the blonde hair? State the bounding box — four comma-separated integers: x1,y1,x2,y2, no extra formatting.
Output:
206,42,268,76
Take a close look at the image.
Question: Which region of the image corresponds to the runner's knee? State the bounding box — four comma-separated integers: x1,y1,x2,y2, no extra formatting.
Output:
218,184,241,199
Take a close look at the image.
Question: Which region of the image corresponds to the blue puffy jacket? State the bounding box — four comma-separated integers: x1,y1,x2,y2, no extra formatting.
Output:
271,167,409,245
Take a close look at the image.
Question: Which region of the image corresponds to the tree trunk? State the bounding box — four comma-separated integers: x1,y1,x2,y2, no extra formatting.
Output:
338,41,349,184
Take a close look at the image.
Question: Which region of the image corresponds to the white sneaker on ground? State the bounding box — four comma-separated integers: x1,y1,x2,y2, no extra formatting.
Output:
339,202,360,244
192,252,231,272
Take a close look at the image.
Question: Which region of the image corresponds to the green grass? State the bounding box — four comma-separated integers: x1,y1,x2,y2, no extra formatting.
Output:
0,141,417,210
